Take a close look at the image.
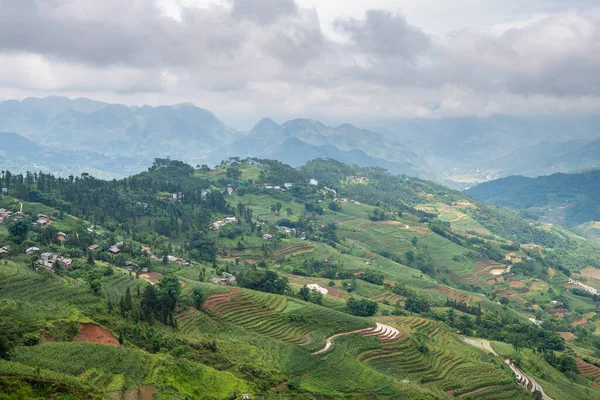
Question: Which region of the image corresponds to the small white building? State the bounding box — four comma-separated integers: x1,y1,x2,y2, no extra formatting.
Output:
306,284,328,295
309,179,318,186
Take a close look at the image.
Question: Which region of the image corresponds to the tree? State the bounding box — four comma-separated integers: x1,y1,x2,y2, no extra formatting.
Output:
299,286,310,302
192,287,206,310
286,208,293,217
271,202,282,215
226,167,242,180
8,220,29,243
87,251,95,265
347,297,378,316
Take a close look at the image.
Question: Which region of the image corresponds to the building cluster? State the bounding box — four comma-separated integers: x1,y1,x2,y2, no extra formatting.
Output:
156,192,184,202
209,272,237,285
263,183,293,191
212,217,237,230
0,208,24,223
39,252,72,271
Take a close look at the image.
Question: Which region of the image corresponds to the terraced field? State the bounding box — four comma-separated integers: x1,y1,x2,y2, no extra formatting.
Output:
356,317,520,396
426,285,482,304
370,292,405,305
102,272,144,305
0,261,97,311
202,288,370,349
462,261,506,285
577,359,600,382
270,244,315,259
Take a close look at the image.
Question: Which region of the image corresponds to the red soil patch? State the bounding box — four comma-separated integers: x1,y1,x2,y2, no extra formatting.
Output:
557,332,576,342
548,268,556,278
573,318,588,326
548,308,570,319
579,267,600,280
73,323,119,346
139,386,159,400
140,272,163,285
508,280,525,288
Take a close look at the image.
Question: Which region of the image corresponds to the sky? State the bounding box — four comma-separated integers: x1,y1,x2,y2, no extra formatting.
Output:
0,0,599,129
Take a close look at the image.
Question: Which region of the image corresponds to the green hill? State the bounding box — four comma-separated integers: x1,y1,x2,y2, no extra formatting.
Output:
0,158,599,399
466,170,600,227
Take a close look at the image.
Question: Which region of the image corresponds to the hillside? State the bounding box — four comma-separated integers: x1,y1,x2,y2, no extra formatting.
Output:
0,158,600,398
466,170,600,228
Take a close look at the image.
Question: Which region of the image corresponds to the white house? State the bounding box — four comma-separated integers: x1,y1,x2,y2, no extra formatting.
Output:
309,179,318,186
306,284,328,295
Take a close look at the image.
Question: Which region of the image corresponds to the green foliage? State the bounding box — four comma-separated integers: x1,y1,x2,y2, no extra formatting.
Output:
346,297,378,316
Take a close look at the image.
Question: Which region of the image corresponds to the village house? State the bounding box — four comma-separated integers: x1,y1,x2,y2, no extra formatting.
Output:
88,244,100,251
0,246,10,255
309,179,318,186
306,284,328,295
41,252,57,269
209,272,237,285
57,232,68,241
140,246,152,253
226,186,234,195
284,183,293,189
13,211,23,220
125,261,139,271
168,255,185,264
141,267,149,273
25,247,40,255
225,217,237,224
222,272,236,282
37,214,51,224
108,245,120,254
262,234,274,240
57,257,72,270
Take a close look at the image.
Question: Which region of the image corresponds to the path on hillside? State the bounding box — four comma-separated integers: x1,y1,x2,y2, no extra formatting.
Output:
505,358,552,400
312,323,402,355
460,336,498,356
312,327,372,355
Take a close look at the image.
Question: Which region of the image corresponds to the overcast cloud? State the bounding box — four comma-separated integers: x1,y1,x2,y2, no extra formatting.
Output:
0,0,598,128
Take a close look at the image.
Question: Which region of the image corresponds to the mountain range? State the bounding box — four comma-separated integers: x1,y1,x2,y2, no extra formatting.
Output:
1,96,599,185
466,169,600,232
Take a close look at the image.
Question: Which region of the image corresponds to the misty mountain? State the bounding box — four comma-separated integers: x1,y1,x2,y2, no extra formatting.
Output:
211,117,428,178
0,97,240,165
481,138,600,177
376,115,600,179
0,131,146,179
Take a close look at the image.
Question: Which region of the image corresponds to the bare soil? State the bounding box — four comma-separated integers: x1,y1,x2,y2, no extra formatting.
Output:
139,272,163,285
557,332,576,341
74,323,119,346
579,267,600,280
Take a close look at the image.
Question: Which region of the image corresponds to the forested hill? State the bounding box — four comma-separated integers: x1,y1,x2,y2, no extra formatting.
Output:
466,170,600,227
1,157,600,399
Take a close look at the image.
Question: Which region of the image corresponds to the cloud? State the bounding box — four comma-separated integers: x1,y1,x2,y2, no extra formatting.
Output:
231,0,297,24
0,0,598,124
335,10,431,61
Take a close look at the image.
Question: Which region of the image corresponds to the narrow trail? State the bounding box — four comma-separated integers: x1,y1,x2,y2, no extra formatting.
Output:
312,323,402,355
312,328,371,355
504,358,552,400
